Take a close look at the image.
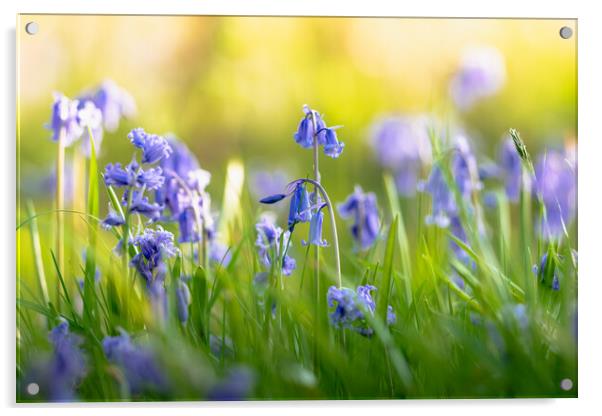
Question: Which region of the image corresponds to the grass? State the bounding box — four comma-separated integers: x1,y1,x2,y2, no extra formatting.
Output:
16,127,577,402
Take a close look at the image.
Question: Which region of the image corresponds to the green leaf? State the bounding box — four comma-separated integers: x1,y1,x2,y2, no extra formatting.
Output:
378,215,398,324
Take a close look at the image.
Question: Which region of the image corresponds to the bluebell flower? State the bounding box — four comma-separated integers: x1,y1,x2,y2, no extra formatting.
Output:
499,136,523,202
327,284,395,337
208,366,256,401
129,192,163,222
102,331,166,394
449,47,506,110
80,80,136,132
449,215,473,267
287,181,312,230
76,100,104,157
533,252,560,291
370,115,432,196
100,208,125,230
176,278,191,323
534,149,577,240
210,241,232,266
255,215,296,276
293,105,344,157
338,186,380,250
250,169,289,201
177,208,200,243
128,128,172,164
47,93,84,147
136,166,165,190
104,161,138,188
47,320,87,401
302,206,328,247
130,227,178,284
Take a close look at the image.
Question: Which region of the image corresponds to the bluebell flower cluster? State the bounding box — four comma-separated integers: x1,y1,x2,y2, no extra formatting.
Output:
370,115,432,196
129,128,173,165
449,47,506,110
294,105,344,158
327,284,395,337
130,227,178,285
255,215,296,276
338,186,380,250
534,149,577,240
102,331,166,394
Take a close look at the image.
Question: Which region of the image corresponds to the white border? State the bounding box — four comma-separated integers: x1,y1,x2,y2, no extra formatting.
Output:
2,1,601,415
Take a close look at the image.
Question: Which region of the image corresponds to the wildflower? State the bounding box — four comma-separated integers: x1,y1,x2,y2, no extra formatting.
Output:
48,320,87,401
255,215,296,276
80,80,136,131
100,208,125,230
250,169,289,201
534,149,577,239
77,100,104,156
327,284,395,337
370,115,432,196
136,166,165,190
302,206,328,247
533,252,560,291
176,278,191,323
47,93,84,146
338,186,380,250
210,241,232,266
130,227,178,284
128,128,172,164
293,105,344,157
102,331,166,394
104,161,138,188
208,366,256,401
177,208,200,243
129,193,163,222
449,46,506,110
287,181,312,230
499,136,523,202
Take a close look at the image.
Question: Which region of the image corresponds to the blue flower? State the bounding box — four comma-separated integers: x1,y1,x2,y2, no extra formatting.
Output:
130,227,178,284
250,169,289,201
208,366,256,401
176,278,191,323
338,186,380,250
104,161,138,187
499,136,523,202
449,47,505,110
323,128,345,159
76,100,104,157
81,80,136,132
129,192,163,222
137,166,165,190
47,320,87,401
534,149,577,240
210,241,232,266
327,284,395,337
255,216,296,276
370,115,432,196
102,331,166,394
287,181,312,230
128,128,172,164
302,206,328,247
449,215,473,267
100,208,125,230
47,93,85,147
533,252,560,291
177,208,200,243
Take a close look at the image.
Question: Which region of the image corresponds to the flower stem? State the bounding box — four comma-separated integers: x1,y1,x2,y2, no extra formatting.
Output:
55,127,66,307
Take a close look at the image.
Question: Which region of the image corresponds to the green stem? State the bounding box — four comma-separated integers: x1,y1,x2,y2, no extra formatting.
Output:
55,127,66,308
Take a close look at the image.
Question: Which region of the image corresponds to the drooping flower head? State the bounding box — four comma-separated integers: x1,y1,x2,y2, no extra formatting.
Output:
47,93,84,146
327,284,395,337
45,320,87,401
128,128,172,165
130,227,178,284
79,80,136,132
102,331,166,394
293,105,344,158
76,100,104,156
176,277,192,323
338,186,380,250
302,205,328,247
255,215,296,276
287,181,312,230
449,46,506,110
534,149,577,240
370,115,432,196
104,161,139,188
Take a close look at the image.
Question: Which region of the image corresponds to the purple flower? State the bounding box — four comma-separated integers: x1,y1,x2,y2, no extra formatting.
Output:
421,166,456,227
287,181,312,230
177,208,201,243
137,167,165,190
293,105,344,157
208,366,256,401
302,206,328,247
255,215,296,276
81,80,136,132
130,227,178,284
534,149,577,240
76,100,104,157
250,169,289,201
449,47,506,110
46,320,87,401
327,284,395,337
47,93,84,147
176,278,191,323
370,115,432,196
338,186,380,250
104,161,138,188
102,331,166,394
210,241,232,266
100,209,125,230
499,136,523,202
128,128,172,164
533,252,560,291
129,193,163,222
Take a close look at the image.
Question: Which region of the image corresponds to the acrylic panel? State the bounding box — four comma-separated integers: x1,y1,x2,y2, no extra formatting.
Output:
16,15,577,402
